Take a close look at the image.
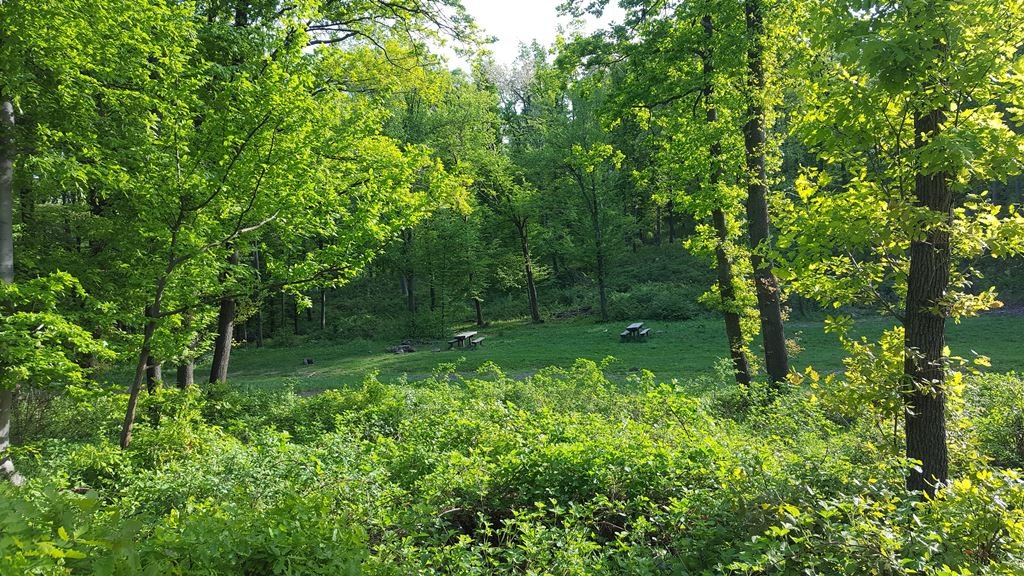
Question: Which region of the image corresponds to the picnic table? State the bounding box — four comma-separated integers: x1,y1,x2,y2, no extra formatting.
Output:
620,322,651,342
448,330,478,350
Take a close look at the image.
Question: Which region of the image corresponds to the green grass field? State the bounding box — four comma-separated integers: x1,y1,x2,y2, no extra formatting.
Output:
225,313,1024,391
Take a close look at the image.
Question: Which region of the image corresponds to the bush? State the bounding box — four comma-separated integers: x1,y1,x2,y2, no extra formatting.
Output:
606,281,705,321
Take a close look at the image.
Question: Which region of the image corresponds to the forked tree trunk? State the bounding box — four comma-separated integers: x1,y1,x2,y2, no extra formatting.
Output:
209,249,240,384
703,15,751,385
904,107,951,495
0,95,24,485
743,0,789,386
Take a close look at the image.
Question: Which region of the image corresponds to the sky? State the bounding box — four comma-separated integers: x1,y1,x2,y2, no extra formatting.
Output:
451,0,624,67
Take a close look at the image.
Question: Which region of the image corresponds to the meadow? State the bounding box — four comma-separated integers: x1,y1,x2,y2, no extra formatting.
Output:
226,313,1024,392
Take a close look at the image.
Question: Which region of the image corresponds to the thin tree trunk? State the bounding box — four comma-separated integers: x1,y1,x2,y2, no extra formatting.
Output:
516,220,543,323
904,106,951,495
121,305,160,448
209,249,240,383
667,201,676,243
319,288,327,330
743,0,789,386
1,97,13,287
585,182,609,323
474,297,484,326
403,228,416,313
703,15,751,385
655,204,662,246
0,95,24,485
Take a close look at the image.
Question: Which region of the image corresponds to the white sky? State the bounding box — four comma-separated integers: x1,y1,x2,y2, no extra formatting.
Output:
450,0,623,67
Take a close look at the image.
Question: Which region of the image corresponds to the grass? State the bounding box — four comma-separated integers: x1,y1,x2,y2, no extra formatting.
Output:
225,313,1024,391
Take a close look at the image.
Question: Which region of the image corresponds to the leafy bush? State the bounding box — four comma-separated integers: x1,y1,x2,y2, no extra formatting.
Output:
607,281,705,321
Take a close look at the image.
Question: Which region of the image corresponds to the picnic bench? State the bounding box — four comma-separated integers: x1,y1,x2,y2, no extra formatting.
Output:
447,330,479,350
469,336,485,349
620,322,651,342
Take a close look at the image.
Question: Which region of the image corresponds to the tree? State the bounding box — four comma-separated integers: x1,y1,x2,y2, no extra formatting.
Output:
779,0,1024,494
742,0,789,385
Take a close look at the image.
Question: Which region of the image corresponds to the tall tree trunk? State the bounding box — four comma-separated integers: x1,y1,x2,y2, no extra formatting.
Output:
516,220,543,323
209,249,240,384
904,106,951,495
703,15,751,385
743,0,789,386
0,94,24,485
1,97,13,289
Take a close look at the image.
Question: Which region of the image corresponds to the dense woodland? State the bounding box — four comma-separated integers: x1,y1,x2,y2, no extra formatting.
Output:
2,0,1024,573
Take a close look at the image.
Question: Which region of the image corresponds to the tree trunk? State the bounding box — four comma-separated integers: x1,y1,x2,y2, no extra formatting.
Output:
176,361,194,389
655,205,662,246
904,107,952,495
713,210,752,386
209,249,240,384
0,97,12,284
403,228,416,313
0,95,24,485
517,220,543,323
704,15,751,385
474,297,484,326
667,201,676,243
145,356,162,393
743,0,789,386
596,241,609,323
0,389,23,486
319,288,327,330
121,305,159,448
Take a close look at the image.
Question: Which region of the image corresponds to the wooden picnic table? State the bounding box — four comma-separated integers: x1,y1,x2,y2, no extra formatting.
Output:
448,330,478,349
621,322,650,342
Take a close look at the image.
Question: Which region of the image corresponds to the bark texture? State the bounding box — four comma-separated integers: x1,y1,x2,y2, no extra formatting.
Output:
904,107,951,495
743,0,789,385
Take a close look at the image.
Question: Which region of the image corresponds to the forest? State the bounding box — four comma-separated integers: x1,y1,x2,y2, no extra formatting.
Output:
2,0,1024,573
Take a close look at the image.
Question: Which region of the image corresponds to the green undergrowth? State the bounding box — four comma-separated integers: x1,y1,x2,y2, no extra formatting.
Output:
4,364,1024,574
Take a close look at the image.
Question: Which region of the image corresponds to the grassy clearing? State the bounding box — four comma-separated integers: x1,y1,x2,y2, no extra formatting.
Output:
225,313,1024,391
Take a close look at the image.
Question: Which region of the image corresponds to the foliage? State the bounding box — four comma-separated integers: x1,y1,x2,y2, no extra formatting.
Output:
2,364,1023,573
0,273,110,391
